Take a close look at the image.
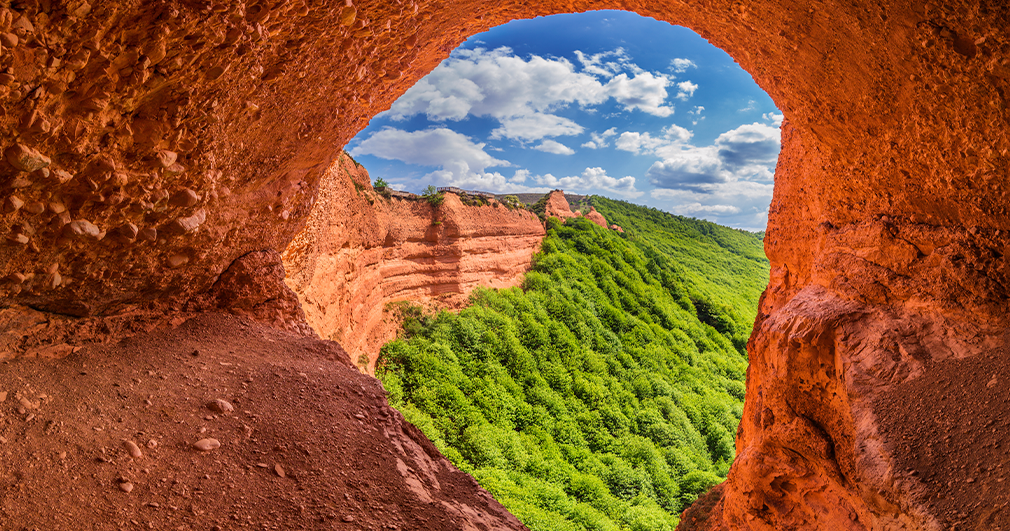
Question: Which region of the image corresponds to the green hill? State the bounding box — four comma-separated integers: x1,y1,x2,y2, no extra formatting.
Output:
377,205,769,531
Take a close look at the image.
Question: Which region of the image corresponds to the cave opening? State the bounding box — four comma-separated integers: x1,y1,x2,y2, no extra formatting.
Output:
283,10,779,531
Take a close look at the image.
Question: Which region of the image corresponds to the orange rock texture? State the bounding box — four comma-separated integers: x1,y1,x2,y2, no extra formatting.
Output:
0,0,1007,529
282,152,545,372
543,189,583,221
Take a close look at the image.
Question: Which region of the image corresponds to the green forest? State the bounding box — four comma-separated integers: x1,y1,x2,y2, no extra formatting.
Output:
377,199,769,531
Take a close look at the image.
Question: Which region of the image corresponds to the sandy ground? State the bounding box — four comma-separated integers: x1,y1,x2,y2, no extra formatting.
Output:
874,348,1010,530
0,312,525,531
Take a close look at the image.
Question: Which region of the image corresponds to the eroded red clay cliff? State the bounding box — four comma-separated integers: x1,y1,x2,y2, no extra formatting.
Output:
282,153,545,371
0,0,1007,529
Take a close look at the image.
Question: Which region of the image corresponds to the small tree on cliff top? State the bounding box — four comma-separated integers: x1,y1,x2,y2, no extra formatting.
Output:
422,185,444,207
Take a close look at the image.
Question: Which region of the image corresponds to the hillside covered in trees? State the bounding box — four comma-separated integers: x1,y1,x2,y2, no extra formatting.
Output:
377,201,769,531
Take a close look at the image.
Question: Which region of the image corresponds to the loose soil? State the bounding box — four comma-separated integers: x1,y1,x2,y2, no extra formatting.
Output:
0,312,526,531
874,349,1010,530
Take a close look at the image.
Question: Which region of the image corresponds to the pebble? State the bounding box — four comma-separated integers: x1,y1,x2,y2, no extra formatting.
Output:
342,515,355,523
4,143,50,172
193,438,221,451
168,188,200,208
119,481,134,493
58,451,67,459
123,440,143,459
0,391,6,402
207,399,234,413
146,439,158,449
274,464,286,478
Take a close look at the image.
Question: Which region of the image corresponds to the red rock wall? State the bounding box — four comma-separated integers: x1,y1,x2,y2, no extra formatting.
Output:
0,1,1008,529
282,153,545,371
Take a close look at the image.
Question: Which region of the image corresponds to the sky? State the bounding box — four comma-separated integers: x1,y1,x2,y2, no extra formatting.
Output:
347,11,782,231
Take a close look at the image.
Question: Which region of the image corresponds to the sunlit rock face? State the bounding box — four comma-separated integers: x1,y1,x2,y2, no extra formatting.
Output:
1,0,1008,529
282,153,545,372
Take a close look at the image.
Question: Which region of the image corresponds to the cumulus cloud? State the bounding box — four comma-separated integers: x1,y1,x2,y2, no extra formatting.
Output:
675,80,698,101
491,113,584,141
534,140,576,155
643,122,781,229
385,47,677,141
605,72,675,117
614,125,693,158
670,58,697,73
581,127,618,149
645,122,779,191
763,112,784,126
533,167,643,198
349,127,515,190
574,48,632,78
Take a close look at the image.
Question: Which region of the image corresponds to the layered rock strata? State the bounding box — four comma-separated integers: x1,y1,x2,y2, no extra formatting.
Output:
0,0,1006,529
282,153,545,371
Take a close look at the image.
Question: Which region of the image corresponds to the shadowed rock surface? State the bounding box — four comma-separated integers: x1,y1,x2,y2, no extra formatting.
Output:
0,0,1007,529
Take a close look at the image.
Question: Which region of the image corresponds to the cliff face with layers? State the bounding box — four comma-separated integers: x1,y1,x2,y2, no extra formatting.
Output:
282,153,545,371
0,0,1008,529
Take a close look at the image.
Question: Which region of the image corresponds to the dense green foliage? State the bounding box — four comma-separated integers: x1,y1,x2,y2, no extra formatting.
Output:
591,197,768,351
378,207,769,531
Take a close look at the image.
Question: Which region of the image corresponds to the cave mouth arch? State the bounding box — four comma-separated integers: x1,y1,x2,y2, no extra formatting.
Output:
0,1,1005,529
345,9,781,236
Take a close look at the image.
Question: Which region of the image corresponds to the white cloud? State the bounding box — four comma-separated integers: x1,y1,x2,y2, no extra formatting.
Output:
670,58,697,73
739,99,758,113
511,169,530,183
534,140,576,155
644,122,781,230
763,112,784,126
675,80,698,101
349,127,515,189
581,127,618,149
646,123,779,191
614,125,693,158
574,48,632,78
533,167,643,198
605,72,675,117
385,47,677,141
491,113,584,141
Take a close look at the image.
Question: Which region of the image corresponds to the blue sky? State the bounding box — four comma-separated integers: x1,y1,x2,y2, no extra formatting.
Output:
347,11,781,231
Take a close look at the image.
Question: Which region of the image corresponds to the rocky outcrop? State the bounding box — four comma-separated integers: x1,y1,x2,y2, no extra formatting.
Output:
0,0,1007,529
543,189,582,221
584,207,608,228
282,153,545,371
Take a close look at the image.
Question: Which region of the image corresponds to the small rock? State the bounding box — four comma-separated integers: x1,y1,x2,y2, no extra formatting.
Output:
987,375,998,388
58,451,67,459
163,209,207,236
111,223,139,244
0,33,17,48
123,440,143,459
0,391,5,402
62,220,102,240
167,254,190,268
207,399,234,413
4,143,50,172
168,189,201,208
155,150,178,168
138,227,158,242
2,195,24,213
119,481,134,493
342,515,355,523
146,439,158,449
274,464,286,478
193,438,221,452
23,202,44,215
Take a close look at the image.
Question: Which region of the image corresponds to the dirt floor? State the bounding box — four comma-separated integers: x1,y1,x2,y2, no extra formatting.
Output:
874,348,1010,530
0,312,526,531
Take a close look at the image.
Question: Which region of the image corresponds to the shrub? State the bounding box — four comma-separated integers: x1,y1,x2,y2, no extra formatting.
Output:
422,185,444,207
